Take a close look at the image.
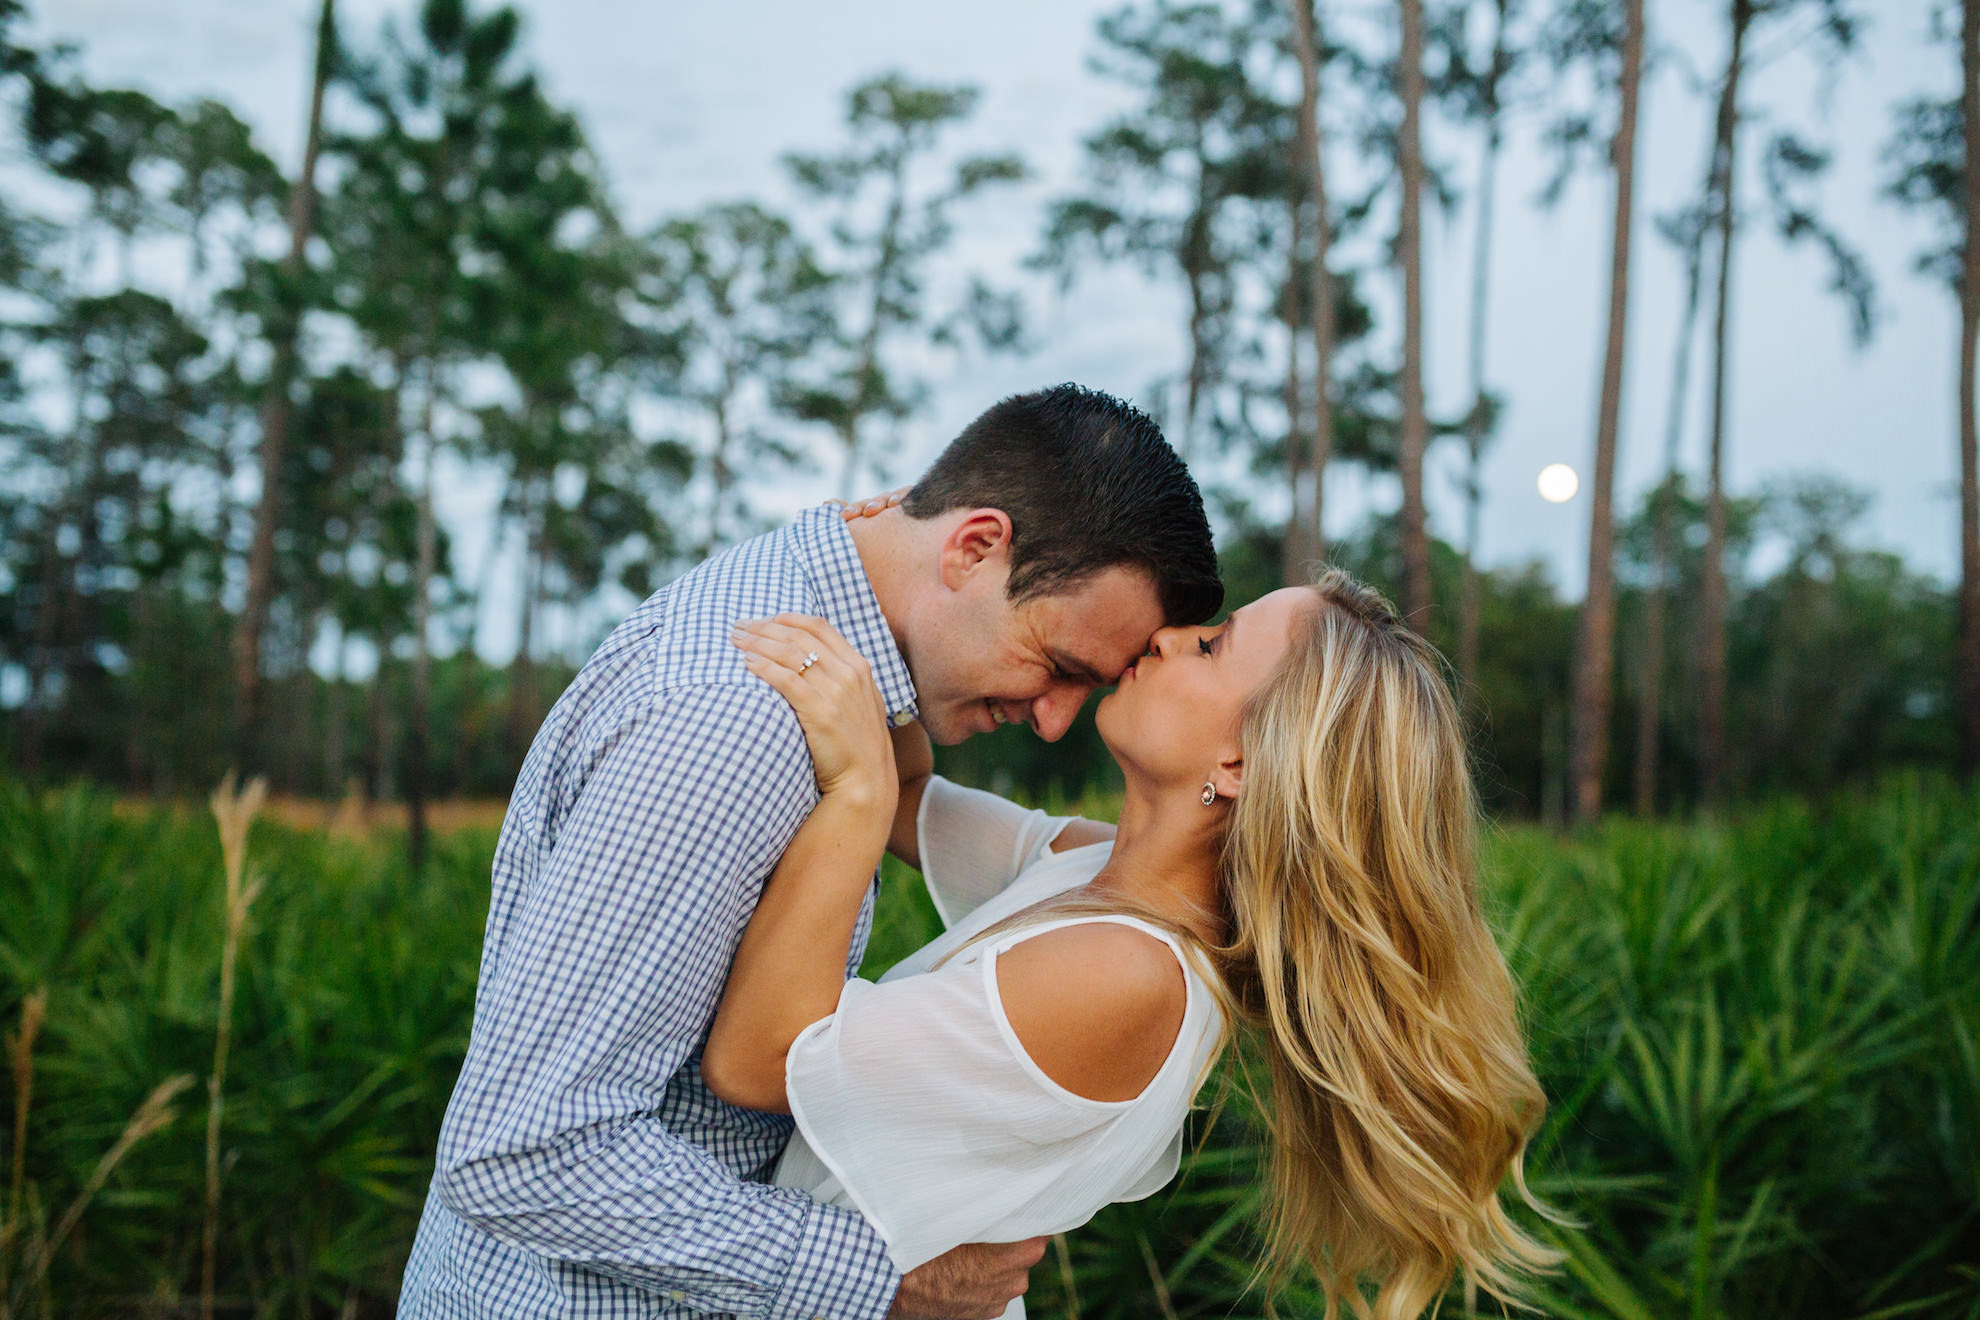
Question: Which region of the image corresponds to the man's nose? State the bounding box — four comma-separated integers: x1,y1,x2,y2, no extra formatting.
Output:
1029,687,1084,742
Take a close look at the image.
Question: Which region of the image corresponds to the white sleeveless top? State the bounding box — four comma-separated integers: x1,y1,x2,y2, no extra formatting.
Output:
772,777,1227,1308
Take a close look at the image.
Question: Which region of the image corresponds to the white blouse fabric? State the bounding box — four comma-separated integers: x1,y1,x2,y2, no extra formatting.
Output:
771,776,1226,1311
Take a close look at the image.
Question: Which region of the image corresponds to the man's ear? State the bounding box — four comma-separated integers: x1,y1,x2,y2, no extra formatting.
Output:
937,509,1015,592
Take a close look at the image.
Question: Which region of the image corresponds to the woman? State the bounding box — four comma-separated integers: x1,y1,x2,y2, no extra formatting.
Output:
711,570,1559,1319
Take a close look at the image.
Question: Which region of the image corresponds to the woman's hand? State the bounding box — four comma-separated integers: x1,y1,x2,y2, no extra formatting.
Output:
832,487,908,520
730,614,898,814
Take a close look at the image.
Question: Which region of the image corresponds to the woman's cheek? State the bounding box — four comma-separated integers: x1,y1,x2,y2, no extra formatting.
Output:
1153,707,1202,780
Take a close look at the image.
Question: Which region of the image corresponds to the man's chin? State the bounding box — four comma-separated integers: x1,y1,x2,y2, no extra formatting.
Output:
919,707,976,746
921,701,1007,746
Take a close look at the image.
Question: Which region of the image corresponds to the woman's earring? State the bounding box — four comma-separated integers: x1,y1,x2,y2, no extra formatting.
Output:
1201,782,1218,806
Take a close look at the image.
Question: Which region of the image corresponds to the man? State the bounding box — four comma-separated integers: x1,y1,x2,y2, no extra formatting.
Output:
399,384,1222,1318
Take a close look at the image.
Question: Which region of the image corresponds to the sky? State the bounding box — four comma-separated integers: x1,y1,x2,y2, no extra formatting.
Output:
16,0,1960,660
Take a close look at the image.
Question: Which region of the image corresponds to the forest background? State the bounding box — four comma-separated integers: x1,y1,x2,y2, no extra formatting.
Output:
2,0,1969,830
0,0,1976,1315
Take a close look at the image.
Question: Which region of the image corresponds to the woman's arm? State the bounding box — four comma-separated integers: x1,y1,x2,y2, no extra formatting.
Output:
703,614,898,1113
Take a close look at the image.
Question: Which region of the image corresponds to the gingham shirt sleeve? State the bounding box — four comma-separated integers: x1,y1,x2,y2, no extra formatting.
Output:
431,682,900,1319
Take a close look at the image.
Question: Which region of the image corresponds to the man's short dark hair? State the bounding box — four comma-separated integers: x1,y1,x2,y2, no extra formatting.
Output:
903,384,1223,625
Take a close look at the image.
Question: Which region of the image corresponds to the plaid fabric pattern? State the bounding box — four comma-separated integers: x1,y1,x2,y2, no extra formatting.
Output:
399,506,918,1320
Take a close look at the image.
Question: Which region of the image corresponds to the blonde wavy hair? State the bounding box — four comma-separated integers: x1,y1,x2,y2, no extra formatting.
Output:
943,568,1560,1314
1214,568,1561,1317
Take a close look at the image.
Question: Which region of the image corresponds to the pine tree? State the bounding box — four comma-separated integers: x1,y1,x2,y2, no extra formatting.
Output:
1453,0,1518,687
1698,0,1866,805
232,0,336,768
783,74,1024,494
1568,0,1644,824
1285,0,1337,578
1038,3,1280,454
643,202,834,557
1886,2,1980,776
1395,0,1431,629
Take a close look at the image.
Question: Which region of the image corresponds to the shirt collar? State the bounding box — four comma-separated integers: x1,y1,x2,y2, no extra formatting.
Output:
785,504,920,730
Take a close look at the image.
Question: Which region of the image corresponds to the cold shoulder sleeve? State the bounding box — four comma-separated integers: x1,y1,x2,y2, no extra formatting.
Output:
914,775,1074,927
775,917,1224,1275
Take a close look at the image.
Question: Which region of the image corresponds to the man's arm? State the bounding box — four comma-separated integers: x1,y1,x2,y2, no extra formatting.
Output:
431,683,899,1320
887,721,934,868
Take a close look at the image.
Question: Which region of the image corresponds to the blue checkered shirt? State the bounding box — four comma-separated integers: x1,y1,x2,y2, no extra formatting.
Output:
399,506,918,1319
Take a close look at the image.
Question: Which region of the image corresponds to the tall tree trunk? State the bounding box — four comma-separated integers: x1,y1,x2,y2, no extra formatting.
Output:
1459,0,1509,690
283,610,321,794
707,383,735,558
841,155,909,496
1182,258,1209,460
65,420,111,739
508,484,543,767
1635,161,1716,815
325,627,349,794
528,526,552,744
1291,0,1335,573
836,416,861,503
1568,0,1644,825
125,581,153,793
1634,480,1674,815
1281,194,1308,582
1541,699,1567,830
1960,0,1980,776
407,372,439,875
1699,0,1749,808
19,514,67,780
22,329,99,778
232,0,335,763
363,650,389,806
1396,0,1431,629
1180,158,1215,461
181,205,210,316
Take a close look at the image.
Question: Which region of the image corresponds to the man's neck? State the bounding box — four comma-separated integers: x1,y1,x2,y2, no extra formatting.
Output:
844,508,932,660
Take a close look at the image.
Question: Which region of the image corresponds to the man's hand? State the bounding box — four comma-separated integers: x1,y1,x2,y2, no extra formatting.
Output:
888,1239,1047,1320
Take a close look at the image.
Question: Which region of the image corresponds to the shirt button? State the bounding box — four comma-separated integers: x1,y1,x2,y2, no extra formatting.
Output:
669,1291,685,1301
889,710,915,729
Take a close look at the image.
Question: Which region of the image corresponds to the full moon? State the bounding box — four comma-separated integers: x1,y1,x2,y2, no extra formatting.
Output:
1538,463,1579,503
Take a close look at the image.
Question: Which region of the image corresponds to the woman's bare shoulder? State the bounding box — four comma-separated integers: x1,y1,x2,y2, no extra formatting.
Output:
993,922,1187,1103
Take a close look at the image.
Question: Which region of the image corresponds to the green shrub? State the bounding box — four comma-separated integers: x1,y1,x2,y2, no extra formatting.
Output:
0,777,1974,1317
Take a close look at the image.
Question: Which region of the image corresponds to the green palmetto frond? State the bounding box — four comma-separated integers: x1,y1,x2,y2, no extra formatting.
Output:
0,776,1977,1315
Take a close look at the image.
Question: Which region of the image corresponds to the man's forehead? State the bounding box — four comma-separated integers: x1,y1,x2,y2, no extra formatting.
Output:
1032,569,1165,671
